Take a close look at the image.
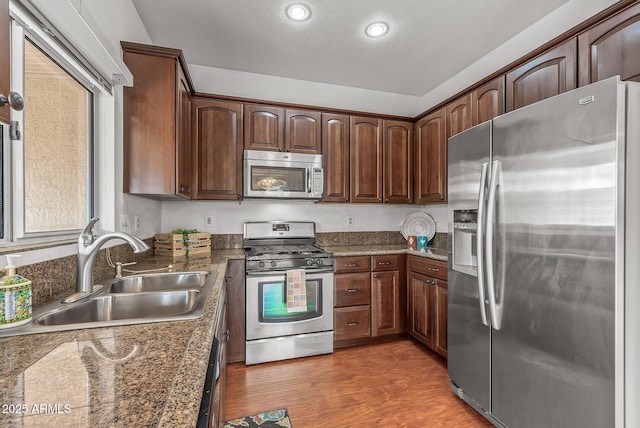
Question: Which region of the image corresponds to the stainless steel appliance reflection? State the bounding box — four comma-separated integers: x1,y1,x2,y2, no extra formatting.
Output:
244,221,334,365
447,76,640,428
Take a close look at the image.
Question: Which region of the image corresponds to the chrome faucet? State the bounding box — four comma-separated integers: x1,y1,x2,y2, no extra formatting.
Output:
63,218,150,303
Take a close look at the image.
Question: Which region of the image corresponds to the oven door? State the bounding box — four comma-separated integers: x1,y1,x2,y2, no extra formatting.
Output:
246,270,333,341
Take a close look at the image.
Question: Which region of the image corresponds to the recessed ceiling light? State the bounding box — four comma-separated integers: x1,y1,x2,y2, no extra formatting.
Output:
286,3,311,21
365,22,389,38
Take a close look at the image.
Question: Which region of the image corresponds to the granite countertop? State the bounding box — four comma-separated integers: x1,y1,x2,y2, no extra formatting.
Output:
322,244,448,262
0,249,244,428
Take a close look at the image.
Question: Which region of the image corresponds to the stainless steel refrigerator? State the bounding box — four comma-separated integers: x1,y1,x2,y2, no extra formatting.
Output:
447,76,640,428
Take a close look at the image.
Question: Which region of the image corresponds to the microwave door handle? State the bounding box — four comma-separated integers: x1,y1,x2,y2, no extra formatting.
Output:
307,169,311,193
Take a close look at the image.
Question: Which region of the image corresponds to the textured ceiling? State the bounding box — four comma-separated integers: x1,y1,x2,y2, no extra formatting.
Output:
131,0,571,97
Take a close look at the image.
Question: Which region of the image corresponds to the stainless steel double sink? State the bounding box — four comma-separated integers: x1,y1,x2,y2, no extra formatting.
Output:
0,270,216,337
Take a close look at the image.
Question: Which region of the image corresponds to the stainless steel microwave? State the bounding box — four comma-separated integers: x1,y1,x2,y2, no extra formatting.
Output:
243,150,323,200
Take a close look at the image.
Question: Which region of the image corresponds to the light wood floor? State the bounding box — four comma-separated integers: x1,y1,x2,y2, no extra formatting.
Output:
225,339,493,427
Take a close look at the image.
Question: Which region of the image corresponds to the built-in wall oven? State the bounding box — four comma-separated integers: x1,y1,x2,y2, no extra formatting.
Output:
244,221,334,365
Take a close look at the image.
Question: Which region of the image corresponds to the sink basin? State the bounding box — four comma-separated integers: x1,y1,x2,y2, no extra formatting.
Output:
109,271,209,293
34,290,201,326
0,270,217,337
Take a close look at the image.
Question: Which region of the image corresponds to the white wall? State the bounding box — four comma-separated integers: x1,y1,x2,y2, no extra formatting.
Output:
161,201,448,234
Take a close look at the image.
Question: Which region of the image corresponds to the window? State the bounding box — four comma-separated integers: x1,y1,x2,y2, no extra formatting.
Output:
22,39,93,234
2,7,107,244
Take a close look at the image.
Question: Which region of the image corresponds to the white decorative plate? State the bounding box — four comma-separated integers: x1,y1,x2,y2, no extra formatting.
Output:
401,212,436,241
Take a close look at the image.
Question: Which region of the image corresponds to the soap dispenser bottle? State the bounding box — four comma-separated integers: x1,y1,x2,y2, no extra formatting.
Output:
0,255,32,328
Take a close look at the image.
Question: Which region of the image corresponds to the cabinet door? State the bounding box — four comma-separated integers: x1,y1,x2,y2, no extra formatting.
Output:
350,116,382,203
472,76,505,125
372,270,404,336
243,104,284,151
383,120,412,204
0,0,9,124
506,38,577,112
436,280,448,358
225,259,246,363
285,108,321,153
176,67,192,198
446,93,472,138
123,51,177,195
578,2,640,86
414,108,447,204
192,98,243,200
322,113,350,202
407,271,436,348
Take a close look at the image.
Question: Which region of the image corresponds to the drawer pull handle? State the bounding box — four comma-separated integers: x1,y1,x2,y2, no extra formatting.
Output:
345,288,360,293
377,261,393,265
345,263,360,267
427,267,439,272
347,322,360,327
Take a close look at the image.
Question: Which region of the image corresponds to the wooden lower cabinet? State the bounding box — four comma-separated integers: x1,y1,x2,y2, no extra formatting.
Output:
407,271,436,348
372,270,404,336
226,259,246,363
334,255,405,344
334,306,371,341
407,256,448,358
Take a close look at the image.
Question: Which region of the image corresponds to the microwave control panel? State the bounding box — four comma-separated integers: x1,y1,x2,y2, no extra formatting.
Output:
312,168,323,193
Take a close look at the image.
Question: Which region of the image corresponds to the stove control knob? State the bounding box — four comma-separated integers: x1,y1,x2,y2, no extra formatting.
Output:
307,259,313,265
258,261,265,269
270,260,277,268
317,258,323,265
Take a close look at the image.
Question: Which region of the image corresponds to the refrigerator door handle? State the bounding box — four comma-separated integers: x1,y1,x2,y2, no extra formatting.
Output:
486,159,503,330
476,162,489,326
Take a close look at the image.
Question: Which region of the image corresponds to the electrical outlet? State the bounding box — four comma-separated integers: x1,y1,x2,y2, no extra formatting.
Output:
120,214,129,230
205,216,214,227
346,215,354,227
134,215,141,232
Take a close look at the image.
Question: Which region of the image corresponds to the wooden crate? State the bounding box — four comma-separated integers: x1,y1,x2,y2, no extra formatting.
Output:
154,232,211,257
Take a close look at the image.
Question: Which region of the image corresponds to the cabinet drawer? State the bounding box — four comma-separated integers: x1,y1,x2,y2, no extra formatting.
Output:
334,256,371,273
408,256,447,280
334,306,371,341
371,254,401,271
334,273,371,307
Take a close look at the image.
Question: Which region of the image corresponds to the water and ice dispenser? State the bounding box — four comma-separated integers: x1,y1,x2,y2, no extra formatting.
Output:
452,210,478,276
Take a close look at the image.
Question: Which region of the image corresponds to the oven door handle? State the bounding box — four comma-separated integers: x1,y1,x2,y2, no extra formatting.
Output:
246,268,334,277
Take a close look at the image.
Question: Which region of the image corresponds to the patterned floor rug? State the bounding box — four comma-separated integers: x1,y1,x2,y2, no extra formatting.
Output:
223,408,292,428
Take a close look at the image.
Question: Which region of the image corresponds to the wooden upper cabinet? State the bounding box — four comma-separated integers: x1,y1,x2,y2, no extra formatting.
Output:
350,116,383,203
244,105,321,153
414,108,447,204
322,113,350,202
578,2,640,86
472,76,505,125
192,98,243,200
383,120,412,204
243,104,284,151
176,69,192,198
285,108,321,153
0,0,10,124
122,42,194,198
446,93,472,138
506,38,577,112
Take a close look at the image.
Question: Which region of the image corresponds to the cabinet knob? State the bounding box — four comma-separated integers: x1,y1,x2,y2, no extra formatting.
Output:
237,194,242,199
440,196,445,200
385,198,389,202
286,148,291,152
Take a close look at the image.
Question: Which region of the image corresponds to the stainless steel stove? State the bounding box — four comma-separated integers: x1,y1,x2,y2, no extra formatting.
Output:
243,221,334,365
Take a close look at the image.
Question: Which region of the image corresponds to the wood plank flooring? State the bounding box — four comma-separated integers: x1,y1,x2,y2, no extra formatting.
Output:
225,339,493,427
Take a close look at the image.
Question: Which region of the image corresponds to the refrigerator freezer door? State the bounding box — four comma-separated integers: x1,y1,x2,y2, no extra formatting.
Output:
490,78,620,427
448,121,492,414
